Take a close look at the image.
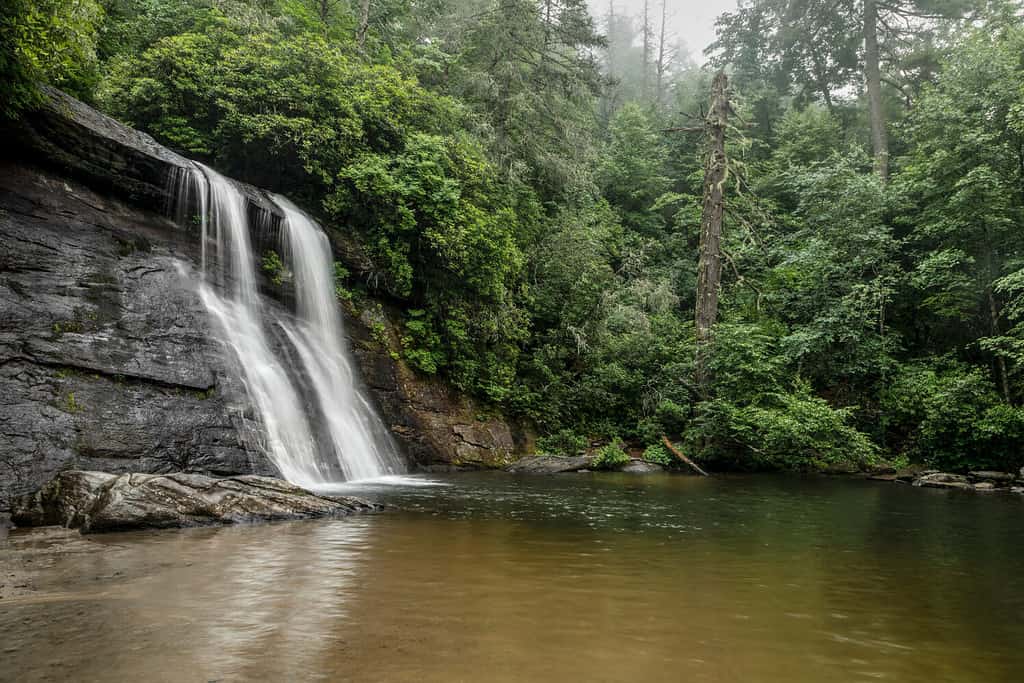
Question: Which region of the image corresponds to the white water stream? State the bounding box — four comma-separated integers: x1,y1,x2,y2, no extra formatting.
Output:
170,163,401,486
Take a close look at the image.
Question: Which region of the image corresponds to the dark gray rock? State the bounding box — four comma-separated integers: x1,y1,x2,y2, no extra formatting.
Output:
968,471,1015,483
0,161,278,509
0,88,532,508
621,459,665,473
12,470,378,533
506,455,595,473
912,472,972,490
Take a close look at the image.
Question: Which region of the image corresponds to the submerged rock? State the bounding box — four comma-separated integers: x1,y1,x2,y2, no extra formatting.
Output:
912,472,973,490
506,455,595,473
12,471,378,533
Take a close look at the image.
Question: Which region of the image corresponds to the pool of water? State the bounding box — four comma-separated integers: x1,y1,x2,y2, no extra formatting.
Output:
2,472,1022,682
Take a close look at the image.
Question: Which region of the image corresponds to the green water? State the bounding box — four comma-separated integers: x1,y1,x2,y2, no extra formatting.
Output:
2,473,1022,682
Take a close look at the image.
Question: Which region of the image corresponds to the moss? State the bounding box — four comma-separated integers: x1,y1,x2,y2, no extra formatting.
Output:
65,392,83,413
371,321,389,348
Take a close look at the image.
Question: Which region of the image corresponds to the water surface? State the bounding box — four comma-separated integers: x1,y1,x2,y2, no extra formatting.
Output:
2,473,1021,682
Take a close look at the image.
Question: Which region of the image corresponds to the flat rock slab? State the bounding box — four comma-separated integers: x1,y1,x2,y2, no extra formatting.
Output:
912,472,973,490
621,459,666,473
12,471,379,533
506,455,595,473
968,471,1016,482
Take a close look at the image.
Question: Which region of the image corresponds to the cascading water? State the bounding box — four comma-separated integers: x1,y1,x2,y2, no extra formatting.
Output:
170,162,401,486
274,195,403,480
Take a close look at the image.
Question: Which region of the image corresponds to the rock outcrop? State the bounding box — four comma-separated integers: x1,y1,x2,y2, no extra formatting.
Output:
504,455,667,474
12,470,377,533
912,472,973,490
507,455,596,473
348,305,530,470
0,89,529,509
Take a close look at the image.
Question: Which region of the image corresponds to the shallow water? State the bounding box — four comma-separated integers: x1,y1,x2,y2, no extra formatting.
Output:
2,473,1022,682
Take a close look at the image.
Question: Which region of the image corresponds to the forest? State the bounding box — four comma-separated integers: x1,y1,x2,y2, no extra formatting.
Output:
3,0,1024,474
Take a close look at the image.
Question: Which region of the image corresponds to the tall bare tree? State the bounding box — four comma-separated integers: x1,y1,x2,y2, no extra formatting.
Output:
357,0,371,49
695,71,729,392
863,0,888,180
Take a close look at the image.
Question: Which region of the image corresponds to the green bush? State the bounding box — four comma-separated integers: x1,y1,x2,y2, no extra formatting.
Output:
881,362,1024,472
261,250,285,286
692,385,879,472
592,439,630,470
536,429,587,456
642,444,673,467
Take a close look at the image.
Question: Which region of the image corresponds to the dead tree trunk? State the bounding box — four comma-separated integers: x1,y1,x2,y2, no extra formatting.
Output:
864,0,888,181
642,0,651,101
694,71,729,393
357,0,371,50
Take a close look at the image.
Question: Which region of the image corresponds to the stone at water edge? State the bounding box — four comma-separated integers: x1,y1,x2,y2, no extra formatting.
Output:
973,482,997,491
621,459,666,473
912,472,973,490
12,470,379,533
506,455,595,473
968,471,1016,483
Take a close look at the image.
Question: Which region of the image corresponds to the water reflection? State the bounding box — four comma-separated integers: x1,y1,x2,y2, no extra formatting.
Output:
2,474,1022,682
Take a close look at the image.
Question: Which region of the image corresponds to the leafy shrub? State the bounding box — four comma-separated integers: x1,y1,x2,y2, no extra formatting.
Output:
881,362,1024,472
692,385,879,471
592,439,630,470
261,250,285,285
642,444,672,467
536,429,587,456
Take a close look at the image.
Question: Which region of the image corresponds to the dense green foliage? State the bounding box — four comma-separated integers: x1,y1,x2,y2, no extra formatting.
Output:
4,0,1024,472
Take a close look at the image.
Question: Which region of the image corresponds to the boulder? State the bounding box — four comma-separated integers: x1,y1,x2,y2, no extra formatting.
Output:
912,472,973,490
506,455,595,473
621,459,666,473
973,482,997,491
11,470,378,533
968,471,1015,483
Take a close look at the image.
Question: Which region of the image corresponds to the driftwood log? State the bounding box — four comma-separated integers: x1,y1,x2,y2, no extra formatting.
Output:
661,436,710,477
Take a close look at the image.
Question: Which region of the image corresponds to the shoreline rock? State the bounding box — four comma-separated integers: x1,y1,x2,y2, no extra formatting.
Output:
505,455,668,474
12,471,380,533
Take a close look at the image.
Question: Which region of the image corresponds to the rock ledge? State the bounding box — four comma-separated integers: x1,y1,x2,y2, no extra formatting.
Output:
12,471,378,533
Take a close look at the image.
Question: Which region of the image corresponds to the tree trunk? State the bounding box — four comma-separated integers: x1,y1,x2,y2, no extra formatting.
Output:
989,289,1012,404
357,0,371,50
642,0,651,101
863,0,888,180
695,71,729,393
655,0,667,109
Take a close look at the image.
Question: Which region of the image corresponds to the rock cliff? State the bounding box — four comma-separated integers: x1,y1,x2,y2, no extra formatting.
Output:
0,90,526,509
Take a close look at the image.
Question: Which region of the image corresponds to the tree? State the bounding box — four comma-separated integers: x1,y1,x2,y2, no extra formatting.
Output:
695,71,730,392
0,0,102,117
709,0,981,179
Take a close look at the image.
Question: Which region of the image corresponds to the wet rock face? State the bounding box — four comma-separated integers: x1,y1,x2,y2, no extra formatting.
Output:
0,161,275,509
0,88,531,507
346,305,531,470
11,470,378,533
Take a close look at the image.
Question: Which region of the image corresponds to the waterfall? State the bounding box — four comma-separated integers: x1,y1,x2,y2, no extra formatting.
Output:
274,194,402,481
170,163,401,485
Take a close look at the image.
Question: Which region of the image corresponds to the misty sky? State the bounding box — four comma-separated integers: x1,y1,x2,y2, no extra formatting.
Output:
589,0,741,60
